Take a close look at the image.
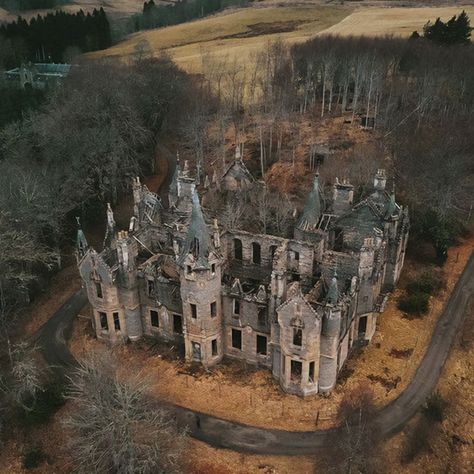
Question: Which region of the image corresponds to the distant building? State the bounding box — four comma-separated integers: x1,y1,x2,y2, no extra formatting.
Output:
77,149,409,398
4,62,71,89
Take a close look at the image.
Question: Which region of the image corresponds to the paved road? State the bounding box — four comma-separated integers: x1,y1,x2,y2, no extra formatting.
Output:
37,252,474,455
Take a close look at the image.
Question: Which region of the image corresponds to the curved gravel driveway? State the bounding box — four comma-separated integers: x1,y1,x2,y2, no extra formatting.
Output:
36,144,474,454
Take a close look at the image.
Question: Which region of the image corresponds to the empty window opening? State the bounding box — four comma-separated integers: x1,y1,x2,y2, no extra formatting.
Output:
257,307,266,326
293,328,302,346
113,312,120,331
256,335,267,355
252,242,261,264
187,265,192,275
190,304,197,319
232,329,242,350
309,361,315,383
173,314,183,334
293,251,300,261
334,227,344,252
147,279,154,297
358,316,367,336
211,263,216,274
210,301,217,318
192,342,201,361
291,360,302,383
95,282,103,299
282,355,285,374
99,312,108,331
233,299,240,315
150,310,159,328
270,245,278,260
211,339,218,356
234,238,243,260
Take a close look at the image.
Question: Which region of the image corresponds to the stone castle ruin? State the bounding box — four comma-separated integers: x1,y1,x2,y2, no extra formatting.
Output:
77,147,409,397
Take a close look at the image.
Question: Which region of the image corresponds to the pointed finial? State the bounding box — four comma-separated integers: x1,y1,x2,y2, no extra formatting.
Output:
235,144,241,160
76,216,81,228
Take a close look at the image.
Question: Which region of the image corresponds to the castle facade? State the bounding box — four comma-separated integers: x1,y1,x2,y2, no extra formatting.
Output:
77,150,409,397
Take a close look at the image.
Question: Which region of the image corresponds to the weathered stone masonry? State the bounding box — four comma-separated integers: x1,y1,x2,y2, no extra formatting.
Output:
77,151,409,397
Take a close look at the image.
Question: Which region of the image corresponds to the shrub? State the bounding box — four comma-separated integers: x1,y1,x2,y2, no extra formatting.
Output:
406,274,434,295
423,391,446,422
19,381,65,426
398,292,430,315
23,447,47,469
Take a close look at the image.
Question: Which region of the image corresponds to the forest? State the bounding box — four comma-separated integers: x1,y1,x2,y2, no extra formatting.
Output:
0,8,111,65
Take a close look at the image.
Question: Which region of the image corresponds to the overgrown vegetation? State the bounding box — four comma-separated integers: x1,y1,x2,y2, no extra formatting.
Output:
423,391,446,422
65,351,188,473
22,447,48,469
398,273,442,316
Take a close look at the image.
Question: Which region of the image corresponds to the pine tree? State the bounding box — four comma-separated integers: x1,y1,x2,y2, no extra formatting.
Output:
453,10,472,44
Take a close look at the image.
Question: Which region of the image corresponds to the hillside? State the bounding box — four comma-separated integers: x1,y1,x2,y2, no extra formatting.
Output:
89,4,351,70
89,3,474,73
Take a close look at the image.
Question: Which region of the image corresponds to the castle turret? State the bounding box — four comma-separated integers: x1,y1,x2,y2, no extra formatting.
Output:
332,177,354,216
168,153,180,208
116,230,143,341
173,160,196,213
318,274,341,394
75,217,88,262
294,175,326,252
178,191,223,367
103,203,116,249
297,175,324,231
373,169,387,192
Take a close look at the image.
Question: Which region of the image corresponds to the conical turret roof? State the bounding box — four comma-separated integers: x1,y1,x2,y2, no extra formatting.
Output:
326,270,339,305
76,217,88,260
298,175,324,231
178,190,212,270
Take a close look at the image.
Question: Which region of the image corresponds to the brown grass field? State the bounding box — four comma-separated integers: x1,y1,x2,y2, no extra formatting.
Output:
87,3,474,74
89,4,351,70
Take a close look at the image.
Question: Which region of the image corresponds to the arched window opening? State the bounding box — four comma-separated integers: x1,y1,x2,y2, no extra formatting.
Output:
234,238,243,260
252,242,261,264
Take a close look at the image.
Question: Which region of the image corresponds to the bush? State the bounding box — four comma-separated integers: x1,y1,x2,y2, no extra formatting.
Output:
423,391,446,422
398,292,430,315
23,447,47,469
406,273,442,295
19,382,65,426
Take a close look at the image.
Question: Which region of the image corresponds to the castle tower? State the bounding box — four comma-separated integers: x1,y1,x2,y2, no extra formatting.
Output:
373,169,387,191
173,160,196,213
116,230,143,341
168,153,180,208
103,203,117,249
332,177,354,216
318,272,342,394
294,175,326,253
177,191,223,367
75,217,88,263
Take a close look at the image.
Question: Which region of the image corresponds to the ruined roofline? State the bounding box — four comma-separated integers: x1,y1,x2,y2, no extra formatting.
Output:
221,228,314,250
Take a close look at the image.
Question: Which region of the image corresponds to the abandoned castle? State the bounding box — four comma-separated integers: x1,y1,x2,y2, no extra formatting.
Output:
76,148,409,397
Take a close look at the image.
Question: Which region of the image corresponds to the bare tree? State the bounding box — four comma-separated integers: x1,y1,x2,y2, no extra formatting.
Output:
65,351,187,474
319,383,382,474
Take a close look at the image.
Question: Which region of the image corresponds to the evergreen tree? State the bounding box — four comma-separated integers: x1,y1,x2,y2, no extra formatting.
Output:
453,10,472,44
423,11,472,45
